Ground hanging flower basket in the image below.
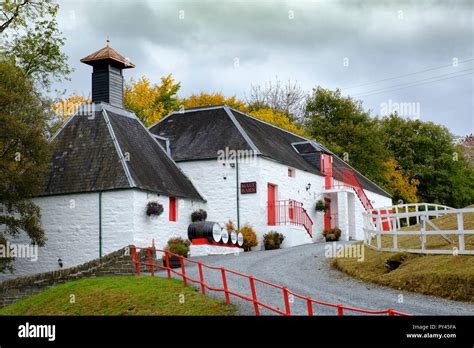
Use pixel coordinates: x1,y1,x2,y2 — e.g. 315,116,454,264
146,201,164,217
315,199,329,212
191,209,207,222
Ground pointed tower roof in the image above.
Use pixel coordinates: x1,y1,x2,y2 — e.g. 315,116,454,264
80,43,135,69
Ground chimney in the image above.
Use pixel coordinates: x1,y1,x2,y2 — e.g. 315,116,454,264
80,41,135,107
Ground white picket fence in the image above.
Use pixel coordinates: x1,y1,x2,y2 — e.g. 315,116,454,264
363,203,474,255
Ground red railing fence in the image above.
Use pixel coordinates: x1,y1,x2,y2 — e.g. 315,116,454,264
131,245,410,316
268,199,313,237
328,167,374,212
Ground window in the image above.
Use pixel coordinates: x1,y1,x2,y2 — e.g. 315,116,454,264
169,197,177,222
288,167,295,178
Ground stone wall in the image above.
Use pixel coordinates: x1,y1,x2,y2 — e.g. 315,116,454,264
0,245,142,308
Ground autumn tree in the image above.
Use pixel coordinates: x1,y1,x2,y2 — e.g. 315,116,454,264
179,92,247,111
381,159,419,204
50,95,90,134
248,108,306,136
124,75,180,126
178,92,305,135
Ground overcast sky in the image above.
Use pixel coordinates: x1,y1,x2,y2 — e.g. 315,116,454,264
55,0,473,136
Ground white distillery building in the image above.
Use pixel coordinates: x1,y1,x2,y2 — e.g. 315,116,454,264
1,45,391,280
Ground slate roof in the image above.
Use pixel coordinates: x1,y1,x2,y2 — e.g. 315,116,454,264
42,103,203,200
150,106,252,161
150,105,391,198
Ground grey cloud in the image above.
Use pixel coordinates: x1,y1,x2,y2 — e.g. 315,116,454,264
55,0,473,136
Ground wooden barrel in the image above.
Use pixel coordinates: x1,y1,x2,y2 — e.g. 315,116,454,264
187,221,222,243
237,232,244,247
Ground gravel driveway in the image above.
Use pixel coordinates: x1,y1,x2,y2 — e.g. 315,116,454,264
152,242,474,315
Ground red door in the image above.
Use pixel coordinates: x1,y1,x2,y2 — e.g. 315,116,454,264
324,198,331,230
321,154,334,189
169,197,176,221
267,184,276,225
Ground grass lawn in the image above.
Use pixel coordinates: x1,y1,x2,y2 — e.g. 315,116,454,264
332,206,474,302
0,276,237,316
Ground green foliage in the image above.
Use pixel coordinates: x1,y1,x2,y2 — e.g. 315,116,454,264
164,237,191,257
303,87,473,207
0,58,50,272
304,87,389,185
263,231,285,250
1,1,71,89
315,199,328,212
380,114,474,207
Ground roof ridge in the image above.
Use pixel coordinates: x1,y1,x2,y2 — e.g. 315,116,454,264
222,105,261,155
102,109,136,188
104,104,205,201
227,106,309,141
148,105,226,130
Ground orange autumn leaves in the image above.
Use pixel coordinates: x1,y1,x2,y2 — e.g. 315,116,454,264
56,75,306,136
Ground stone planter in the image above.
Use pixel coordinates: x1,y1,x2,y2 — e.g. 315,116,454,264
264,243,281,250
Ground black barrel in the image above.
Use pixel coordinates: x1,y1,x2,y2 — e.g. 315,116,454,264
188,221,222,243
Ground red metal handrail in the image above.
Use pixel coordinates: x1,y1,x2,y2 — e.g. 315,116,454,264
131,245,410,316
268,199,313,237
330,167,373,212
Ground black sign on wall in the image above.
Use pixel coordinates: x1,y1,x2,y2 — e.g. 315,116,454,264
241,182,257,194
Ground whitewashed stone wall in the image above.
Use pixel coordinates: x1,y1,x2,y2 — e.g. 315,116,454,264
365,190,393,210
1,190,134,281
1,189,200,281
178,157,324,249
1,157,393,281
131,190,203,250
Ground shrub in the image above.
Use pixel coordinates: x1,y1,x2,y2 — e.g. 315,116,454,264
238,224,258,251
263,231,285,250
315,199,328,212
191,209,207,222
322,227,342,241
146,201,164,217
226,219,236,231
164,237,191,257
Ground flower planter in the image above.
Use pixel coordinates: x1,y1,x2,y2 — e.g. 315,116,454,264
162,256,182,269
264,243,281,250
